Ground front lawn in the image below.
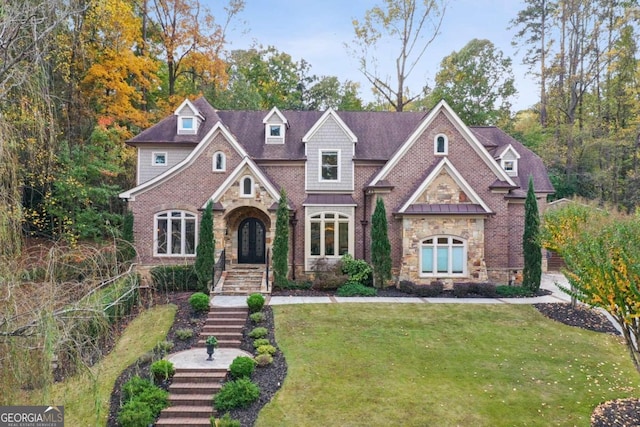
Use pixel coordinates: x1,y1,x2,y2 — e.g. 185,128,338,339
257,304,639,426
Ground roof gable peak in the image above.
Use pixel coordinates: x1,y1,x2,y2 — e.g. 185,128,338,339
302,108,358,143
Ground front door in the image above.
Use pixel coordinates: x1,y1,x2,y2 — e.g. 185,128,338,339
238,218,265,264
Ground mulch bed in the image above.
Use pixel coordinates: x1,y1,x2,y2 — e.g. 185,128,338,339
105,291,638,427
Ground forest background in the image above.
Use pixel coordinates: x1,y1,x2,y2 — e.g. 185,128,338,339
2,0,640,256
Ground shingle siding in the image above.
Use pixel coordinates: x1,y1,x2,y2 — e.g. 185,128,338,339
305,116,354,192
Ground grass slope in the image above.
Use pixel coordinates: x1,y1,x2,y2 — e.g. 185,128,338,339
257,304,639,427
47,304,177,426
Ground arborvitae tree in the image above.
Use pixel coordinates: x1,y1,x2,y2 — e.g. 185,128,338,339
195,201,214,292
523,176,541,292
272,188,290,287
118,210,136,262
371,196,392,288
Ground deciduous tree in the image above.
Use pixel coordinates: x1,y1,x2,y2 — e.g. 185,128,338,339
349,0,447,112
431,39,516,125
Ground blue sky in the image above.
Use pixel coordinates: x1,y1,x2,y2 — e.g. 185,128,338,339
208,0,536,111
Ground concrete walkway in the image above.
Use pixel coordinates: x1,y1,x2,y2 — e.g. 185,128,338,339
167,347,253,370
210,272,573,308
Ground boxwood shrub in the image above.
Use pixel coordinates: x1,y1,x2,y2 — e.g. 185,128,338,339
336,282,377,297
229,356,256,379
398,280,444,297
213,378,260,411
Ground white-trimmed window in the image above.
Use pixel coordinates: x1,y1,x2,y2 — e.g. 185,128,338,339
153,152,167,166
213,151,226,171
320,150,339,181
269,125,282,137
309,212,350,257
155,211,197,256
241,176,254,197
420,236,466,276
434,134,448,155
502,160,515,173
178,116,196,134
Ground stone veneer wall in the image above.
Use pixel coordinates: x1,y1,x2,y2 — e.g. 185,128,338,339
400,216,487,285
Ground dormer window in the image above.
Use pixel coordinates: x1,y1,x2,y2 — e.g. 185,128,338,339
153,152,167,166
498,144,520,177
434,134,448,155
179,116,196,134
269,125,282,137
263,107,287,144
213,152,226,172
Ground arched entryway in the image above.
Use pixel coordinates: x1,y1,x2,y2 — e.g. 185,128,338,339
238,217,266,264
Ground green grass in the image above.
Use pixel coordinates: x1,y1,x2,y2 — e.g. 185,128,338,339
32,304,177,426
257,304,640,427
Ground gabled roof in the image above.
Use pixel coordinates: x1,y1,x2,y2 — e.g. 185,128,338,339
123,97,554,196
203,157,281,208
262,106,288,125
497,144,521,159
174,99,205,120
369,100,516,187
397,157,492,214
302,108,358,143
119,122,247,200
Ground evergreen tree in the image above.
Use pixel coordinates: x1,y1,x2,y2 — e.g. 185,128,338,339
195,201,214,292
118,210,136,262
273,189,290,288
523,176,541,292
371,196,392,288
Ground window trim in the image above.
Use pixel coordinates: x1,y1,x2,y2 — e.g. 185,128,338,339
154,210,197,257
434,134,448,155
213,151,226,172
178,116,197,134
240,175,255,198
419,235,467,277
269,124,282,137
501,159,517,176
319,149,340,182
307,211,352,259
152,152,167,167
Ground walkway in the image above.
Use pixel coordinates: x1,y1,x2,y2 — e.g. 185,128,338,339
210,272,573,308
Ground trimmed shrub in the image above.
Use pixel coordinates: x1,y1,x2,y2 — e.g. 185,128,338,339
255,344,277,356
213,378,260,411
175,328,194,340
151,265,199,291
150,360,175,384
249,312,265,323
229,356,256,379
211,413,241,427
398,280,444,297
117,400,155,427
118,376,169,427
496,285,534,297
252,338,270,349
310,257,347,291
122,376,154,401
246,293,265,313
248,327,268,339
254,353,273,367
336,282,377,297
189,292,210,313
453,282,498,298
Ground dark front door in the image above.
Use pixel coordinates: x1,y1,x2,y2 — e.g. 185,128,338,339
238,218,265,264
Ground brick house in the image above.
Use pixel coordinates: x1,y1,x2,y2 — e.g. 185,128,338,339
119,97,554,288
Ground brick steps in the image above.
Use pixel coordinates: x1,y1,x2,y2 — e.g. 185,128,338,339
156,305,248,426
